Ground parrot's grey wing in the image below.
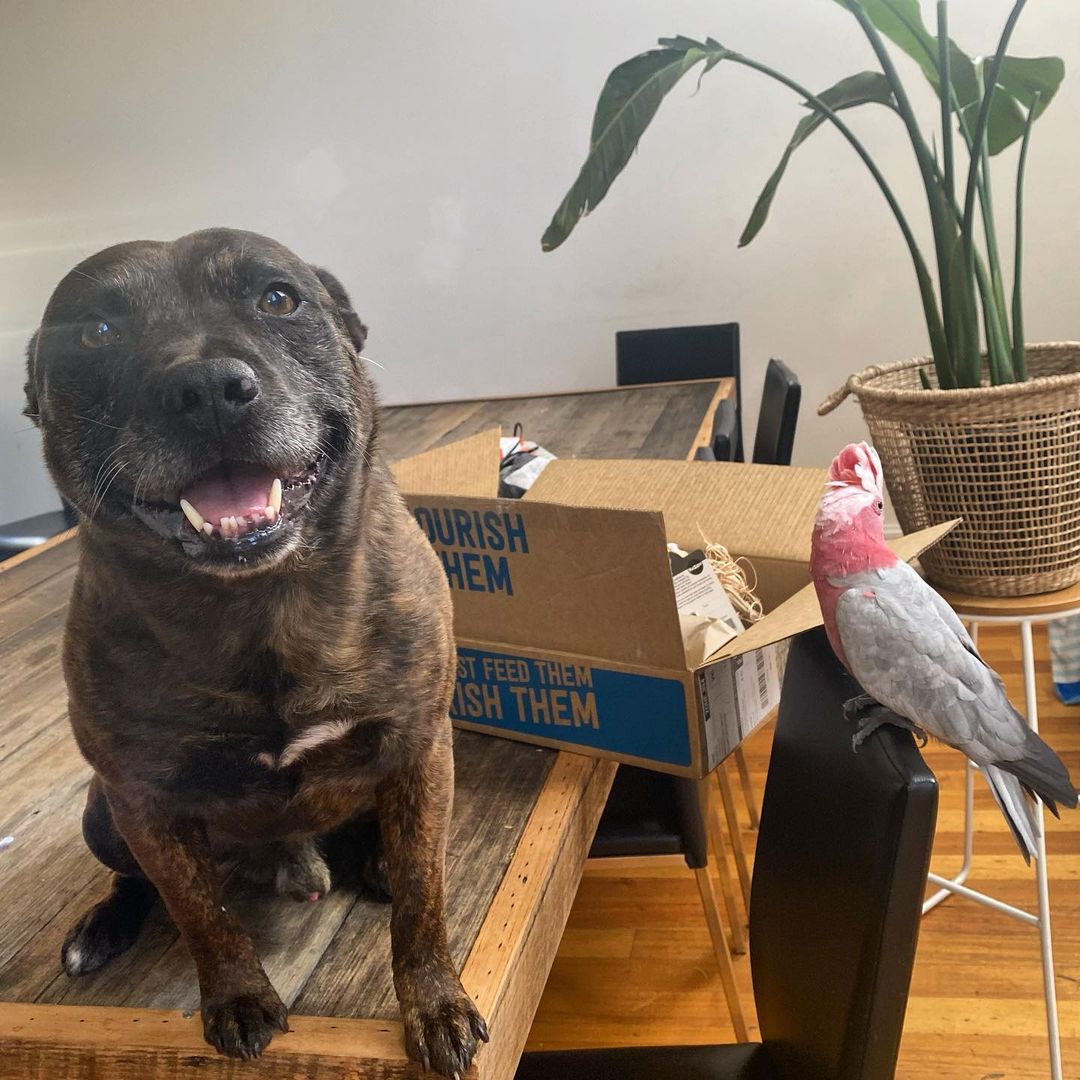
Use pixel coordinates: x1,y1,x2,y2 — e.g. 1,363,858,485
893,561,978,655
832,575,1026,762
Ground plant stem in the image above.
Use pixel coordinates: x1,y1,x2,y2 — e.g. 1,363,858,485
937,3,954,209
1013,93,1040,381
975,61,1013,384
844,0,957,386
725,52,951,385
961,0,1029,384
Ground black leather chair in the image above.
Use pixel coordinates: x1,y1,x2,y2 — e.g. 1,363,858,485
712,360,800,466
711,399,739,462
616,323,743,461
0,502,78,562
752,359,801,467
518,628,939,1080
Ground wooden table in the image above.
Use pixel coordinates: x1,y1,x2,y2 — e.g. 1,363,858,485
0,379,732,1079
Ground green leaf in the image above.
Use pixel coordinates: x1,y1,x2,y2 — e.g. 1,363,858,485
832,1,1062,154
832,0,975,94
961,56,1064,154
541,37,731,251
739,71,895,246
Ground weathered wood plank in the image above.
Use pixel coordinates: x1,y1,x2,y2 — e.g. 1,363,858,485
464,756,616,1080
293,733,554,1019
379,382,726,465
636,382,726,460
0,1004,425,1080
0,529,78,598
379,400,488,462
0,565,75,648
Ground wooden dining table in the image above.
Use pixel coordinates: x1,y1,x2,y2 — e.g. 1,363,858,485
0,378,733,1079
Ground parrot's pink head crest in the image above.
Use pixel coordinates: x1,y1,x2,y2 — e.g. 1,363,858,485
811,442,895,576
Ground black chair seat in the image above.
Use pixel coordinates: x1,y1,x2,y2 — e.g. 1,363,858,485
516,1042,770,1080
590,764,707,867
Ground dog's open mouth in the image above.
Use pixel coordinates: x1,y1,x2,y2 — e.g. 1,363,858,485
132,458,322,555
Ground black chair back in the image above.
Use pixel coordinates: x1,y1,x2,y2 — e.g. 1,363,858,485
616,323,743,460
752,358,800,466
750,628,938,1079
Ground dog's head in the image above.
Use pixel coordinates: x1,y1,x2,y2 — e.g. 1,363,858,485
26,228,375,574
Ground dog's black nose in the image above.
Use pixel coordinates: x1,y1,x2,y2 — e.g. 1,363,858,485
160,359,261,427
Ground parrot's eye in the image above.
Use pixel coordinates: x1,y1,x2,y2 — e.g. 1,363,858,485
875,500,884,514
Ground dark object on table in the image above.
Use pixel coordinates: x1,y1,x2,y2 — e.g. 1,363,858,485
752,358,801,467
617,322,743,460
517,626,938,1080
0,500,78,561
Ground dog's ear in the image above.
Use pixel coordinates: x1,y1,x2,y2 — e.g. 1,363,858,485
24,330,41,425
313,267,368,354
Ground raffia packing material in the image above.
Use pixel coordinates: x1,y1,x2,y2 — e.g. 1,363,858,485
392,430,956,777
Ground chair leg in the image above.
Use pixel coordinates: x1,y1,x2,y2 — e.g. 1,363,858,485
715,763,752,910
733,746,761,830
694,866,750,1042
701,779,747,953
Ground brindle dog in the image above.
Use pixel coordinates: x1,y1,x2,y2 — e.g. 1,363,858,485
24,228,487,1074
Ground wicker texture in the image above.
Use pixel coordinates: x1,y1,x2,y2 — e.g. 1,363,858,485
819,344,1080,597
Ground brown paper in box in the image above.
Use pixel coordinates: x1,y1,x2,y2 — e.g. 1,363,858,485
394,431,957,776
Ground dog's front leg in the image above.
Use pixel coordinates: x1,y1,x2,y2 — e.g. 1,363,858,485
108,791,288,1060
377,724,488,1077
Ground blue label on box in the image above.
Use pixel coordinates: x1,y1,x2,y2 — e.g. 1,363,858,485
452,647,691,766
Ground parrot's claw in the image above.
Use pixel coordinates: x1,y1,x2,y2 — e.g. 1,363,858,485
842,693,880,723
850,706,928,752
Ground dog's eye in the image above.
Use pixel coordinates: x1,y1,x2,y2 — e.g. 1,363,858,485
258,284,300,316
80,318,120,349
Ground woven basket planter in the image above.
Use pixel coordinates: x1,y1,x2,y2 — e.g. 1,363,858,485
819,343,1080,597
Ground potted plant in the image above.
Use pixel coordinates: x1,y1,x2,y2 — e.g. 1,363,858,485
542,0,1076,597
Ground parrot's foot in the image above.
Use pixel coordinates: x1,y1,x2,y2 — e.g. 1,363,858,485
842,693,880,723
850,705,928,752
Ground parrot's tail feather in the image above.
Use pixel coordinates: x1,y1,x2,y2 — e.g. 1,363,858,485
982,764,1038,863
994,726,1079,813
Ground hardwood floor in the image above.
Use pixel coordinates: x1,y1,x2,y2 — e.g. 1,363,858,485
527,625,1080,1079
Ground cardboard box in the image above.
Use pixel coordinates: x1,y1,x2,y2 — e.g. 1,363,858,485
392,429,954,777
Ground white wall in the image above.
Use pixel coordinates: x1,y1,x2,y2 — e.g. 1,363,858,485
3,0,1078,520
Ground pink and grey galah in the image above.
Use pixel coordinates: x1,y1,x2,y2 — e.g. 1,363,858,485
810,442,1078,862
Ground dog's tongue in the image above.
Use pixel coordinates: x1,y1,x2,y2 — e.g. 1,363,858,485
180,463,276,526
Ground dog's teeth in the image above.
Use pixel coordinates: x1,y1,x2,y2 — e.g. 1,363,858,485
265,504,277,523
179,499,205,533
202,522,214,537
269,478,283,516
222,516,234,537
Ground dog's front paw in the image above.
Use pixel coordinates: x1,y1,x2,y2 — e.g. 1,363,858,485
201,985,289,1060
402,986,489,1078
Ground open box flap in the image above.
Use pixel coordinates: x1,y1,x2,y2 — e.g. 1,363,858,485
526,458,827,611
401,494,689,670
705,519,961,664
391,427,501,498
